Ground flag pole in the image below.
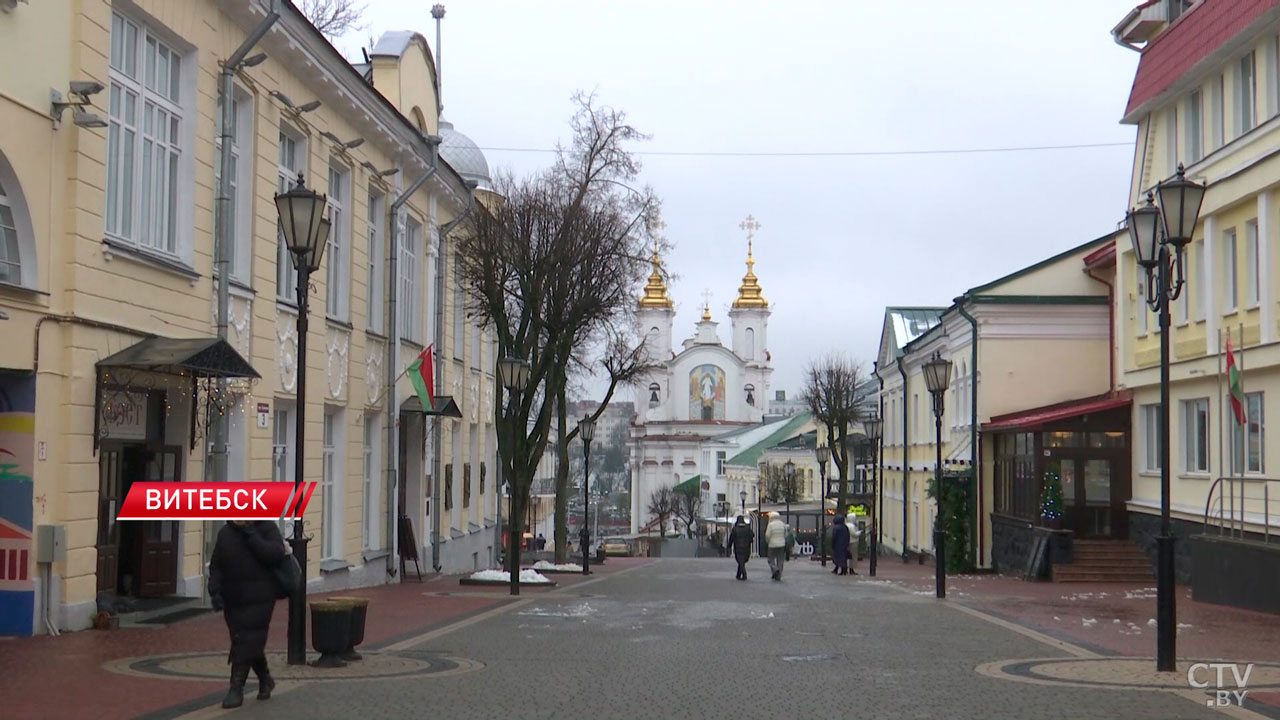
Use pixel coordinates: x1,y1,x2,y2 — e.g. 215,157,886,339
371,362,415,408
1238,323,1245,538
1217,326,1223,531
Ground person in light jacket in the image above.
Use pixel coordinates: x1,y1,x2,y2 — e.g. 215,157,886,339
764,512,789,581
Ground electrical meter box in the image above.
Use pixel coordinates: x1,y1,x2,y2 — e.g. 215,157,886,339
36,525,65,564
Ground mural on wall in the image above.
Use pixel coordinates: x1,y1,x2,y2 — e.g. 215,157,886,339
688,364,726,421
0,371,35,636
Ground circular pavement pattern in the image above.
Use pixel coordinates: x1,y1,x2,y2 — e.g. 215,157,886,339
103,650,483,683
976,657,1280,691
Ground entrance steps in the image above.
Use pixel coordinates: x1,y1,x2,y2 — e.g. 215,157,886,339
1053,539,1155,583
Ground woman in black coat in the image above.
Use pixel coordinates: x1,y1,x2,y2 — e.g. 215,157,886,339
727,516,755,581
831,514,851,576
208,520,287,708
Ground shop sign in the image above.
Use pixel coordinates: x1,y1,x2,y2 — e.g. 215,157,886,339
103,392,147,440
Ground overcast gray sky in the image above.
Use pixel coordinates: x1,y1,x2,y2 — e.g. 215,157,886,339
336,0,1139,401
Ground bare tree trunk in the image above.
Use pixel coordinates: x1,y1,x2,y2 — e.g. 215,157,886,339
836,425,850,513
553,383,571,563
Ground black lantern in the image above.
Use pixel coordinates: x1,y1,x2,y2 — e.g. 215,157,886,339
815,444,830,465
1127,193,1162,270
274,173,329,273
1156,164,1207,247
497,356,530,390
863,415,882,443
922,352,952,397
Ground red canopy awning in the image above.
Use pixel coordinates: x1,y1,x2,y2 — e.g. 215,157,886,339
982,391,1132,433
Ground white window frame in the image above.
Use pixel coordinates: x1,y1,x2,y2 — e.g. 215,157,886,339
1194,239,1206,321
1212,73,1226,150
367,190,385,333
1142,403,1163,472
1269,36,1280,118
276,128,307,302
453,251,465,360
1166,106,1179,176
0,158,35,288
325,164,351,320
1186,89,1203,164
362,413,381,550
1182,397,1210,474
1177,248,1190,325
106,9,192,260
272,402,297,537
400,216,422,342
1245,219,1260,307
214,89,254,284
322,408,345,560
1224,228,1238,312
1239,51,1257,136
716,451,727,477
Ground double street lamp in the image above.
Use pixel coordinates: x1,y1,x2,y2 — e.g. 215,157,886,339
815,444,830,566
1127,163,1206,672
863,414,883,577
923,351,952,600
578,414,596,576
275,173,331,665
497,356,531,596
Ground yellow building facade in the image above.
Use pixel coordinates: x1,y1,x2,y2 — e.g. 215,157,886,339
0,0,497,635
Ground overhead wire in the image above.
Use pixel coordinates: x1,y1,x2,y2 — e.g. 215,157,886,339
475,141,1133,158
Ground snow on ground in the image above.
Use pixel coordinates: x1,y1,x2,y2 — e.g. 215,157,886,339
469,569,552,584
531,561,583,572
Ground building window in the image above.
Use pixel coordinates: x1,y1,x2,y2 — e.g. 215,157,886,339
1194,239,1206,321
993,432,1036,519
0,171,27,286
1211,74,1226,150
463,463,472,508
362,413,381,550
1186,89,1203,163
106,10,187,257
322,408,344,559
1142,403,1162,472
453,251,465,360
1239,51,1257,136
213,91,253,283
325,165,350,320
1223,228,1238,311
1246,219,1259,307
1230,392,1265,474
367,191,385,332
744,327,755,359
716,450,727,477
276,130,306,300
400,216,422,341
444,463,454,510
272,403,296,537
1182,398,1209,474
1165,106,1178,175
479,461,486,494
1270,37,1280,118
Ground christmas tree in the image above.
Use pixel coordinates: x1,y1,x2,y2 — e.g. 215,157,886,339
1040,469,1064,522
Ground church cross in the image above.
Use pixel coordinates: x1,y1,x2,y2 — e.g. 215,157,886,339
701,288,713,311
739,214,761,242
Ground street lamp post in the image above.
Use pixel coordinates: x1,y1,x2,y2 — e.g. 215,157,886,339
275,173,331,665
497,356,531,596
579,413,596,575
1127,164,1206,672
863,414,883,578
783,459,795,528
815,445,830,566
739,489,747,517
923,351,952,600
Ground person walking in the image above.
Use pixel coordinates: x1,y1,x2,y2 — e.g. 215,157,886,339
764,511,789,581
831,514,851,576
727,516,754,580
208,520,288,709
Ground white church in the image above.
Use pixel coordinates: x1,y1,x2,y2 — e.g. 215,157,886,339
629,217,775,533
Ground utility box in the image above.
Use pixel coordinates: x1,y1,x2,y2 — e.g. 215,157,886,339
35,525,65,564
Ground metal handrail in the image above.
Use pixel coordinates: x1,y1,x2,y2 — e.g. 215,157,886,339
1203,476,1279,543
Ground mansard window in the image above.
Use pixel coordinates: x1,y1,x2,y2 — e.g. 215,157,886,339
648,383,661,405
744,384,755,407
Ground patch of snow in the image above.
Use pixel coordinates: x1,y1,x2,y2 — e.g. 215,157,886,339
1113,619,1122,624
1053,616,1062,622
1147,618,1158,627
1082,618,1098,627
531,561,583,572
469,569,552,584
1177,622,1193,629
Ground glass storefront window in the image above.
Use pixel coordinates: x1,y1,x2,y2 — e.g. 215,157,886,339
1043,431,1083,448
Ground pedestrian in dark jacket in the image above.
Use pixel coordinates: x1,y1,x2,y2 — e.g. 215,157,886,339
831,514,851,576
208,520,287,708
727,516,754,580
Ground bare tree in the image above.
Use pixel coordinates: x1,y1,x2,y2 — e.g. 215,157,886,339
296,0,367,38
671,483,703,539
647,485,676,536
761,463,801,504
802,353,870,512
458,92,660,586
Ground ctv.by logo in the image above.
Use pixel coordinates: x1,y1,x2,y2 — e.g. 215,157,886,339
1188,663,1252,707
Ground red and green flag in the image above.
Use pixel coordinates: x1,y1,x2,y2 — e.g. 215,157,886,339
1226,334,1246,426
408,344,435,413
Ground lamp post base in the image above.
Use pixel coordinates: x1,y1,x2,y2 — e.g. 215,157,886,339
869,528,877,577
933,528,946,599
1156,534,1177,671
286,534,309,665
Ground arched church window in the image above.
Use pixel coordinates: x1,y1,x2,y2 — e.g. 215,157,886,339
0,152,36,288
744,384,755,407
648,382,661,406
744,327,755,359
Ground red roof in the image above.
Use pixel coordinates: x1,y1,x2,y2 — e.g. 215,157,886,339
1082,240,1117,268
1124,0,1280,120
983,391,1132,432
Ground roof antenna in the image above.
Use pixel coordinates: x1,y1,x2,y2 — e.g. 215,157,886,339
431,4,445,117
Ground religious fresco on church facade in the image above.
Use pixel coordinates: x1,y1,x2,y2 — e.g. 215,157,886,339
689,365,726,420
0,371,36,636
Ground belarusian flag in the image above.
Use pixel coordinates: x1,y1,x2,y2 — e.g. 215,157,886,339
408,345,435,413
1226,334,1246,426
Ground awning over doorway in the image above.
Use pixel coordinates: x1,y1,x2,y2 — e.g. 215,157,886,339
97,336,259,379
399,394,462,418
674,475,701,494
982,390,1132,433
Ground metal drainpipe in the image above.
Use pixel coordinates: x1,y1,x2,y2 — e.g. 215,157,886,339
956,298,980,568
210,3,279,490
897,356,909,559
876,365,885,564
431,184,478,573
385,142,441,577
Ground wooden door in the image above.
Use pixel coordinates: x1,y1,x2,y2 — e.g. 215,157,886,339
137,446,181,597
96,445,123,593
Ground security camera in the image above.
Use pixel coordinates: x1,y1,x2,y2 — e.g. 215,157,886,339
69,81,105,97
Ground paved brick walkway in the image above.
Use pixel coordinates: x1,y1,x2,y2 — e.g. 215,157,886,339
0,558,647,720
